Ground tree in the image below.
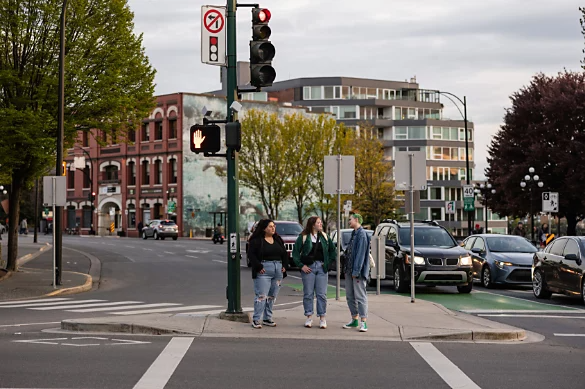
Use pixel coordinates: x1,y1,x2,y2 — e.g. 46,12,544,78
352,127,400,226
0,0,155,271
486,71,585,236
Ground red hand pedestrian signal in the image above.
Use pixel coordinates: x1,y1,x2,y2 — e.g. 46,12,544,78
190,124,221,154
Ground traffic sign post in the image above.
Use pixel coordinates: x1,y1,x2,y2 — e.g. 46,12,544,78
542,192,559,213
201,6,226,65
463,185,475,212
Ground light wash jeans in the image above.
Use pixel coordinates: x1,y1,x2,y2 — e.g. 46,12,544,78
253,261,283,322
300,261,328,317
345,272,368,319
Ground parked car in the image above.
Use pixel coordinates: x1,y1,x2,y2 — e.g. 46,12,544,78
373,219,473,293
532,236,585,304
329,228,375,279
462,234,537,288
142,220,178,240
245,220,302,267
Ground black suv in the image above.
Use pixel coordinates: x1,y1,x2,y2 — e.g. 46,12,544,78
373,220,473,293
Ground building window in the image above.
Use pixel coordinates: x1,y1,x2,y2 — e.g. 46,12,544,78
82,206,92,228
420,189,428,200
339,105,357,119
430,188,442,200
168,118,177,139
395,127,407,140
153,160,162,185
128,204,136,229
142,204,151,224
153,203,163,219
104,166,118,181
128,129,136,143
155,121,163,140
67,206,76,228
128,162,136,186
82,131,89,147
324,86,334,99
169,158,177,184
141,123,150,142
83,166,90,188
67,170,75,189
142,161,150,185
430,208,442,220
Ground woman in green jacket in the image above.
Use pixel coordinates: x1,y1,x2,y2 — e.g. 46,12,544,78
292,216,336,329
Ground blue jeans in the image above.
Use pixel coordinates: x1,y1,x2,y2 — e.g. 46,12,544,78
253,261,283,322
301,261,328,317
345,272,368,319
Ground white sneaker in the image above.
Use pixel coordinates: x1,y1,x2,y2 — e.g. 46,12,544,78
319,319,327,329
305,318,313,328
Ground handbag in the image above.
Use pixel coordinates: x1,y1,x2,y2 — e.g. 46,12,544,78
369,253,376,268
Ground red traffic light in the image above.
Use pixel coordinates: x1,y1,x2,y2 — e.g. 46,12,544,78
252,8,271,23
91,192,96,196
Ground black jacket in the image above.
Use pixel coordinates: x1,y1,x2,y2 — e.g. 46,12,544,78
247,234,289,279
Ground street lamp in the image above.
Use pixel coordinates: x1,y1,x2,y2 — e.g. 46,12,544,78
474,183,496,233
520,167,544,244
436,91,471,235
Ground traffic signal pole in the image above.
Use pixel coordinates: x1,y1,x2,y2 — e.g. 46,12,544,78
220,0,245,321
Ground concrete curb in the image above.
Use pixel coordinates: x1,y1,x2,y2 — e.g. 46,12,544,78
0,269,12,282
62,246,102,290
16,243,51,267
60,320,196,336
44,272,93,297
404,328,526,342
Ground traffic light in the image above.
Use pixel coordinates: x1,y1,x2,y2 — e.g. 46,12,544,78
61,162,66,176
226,121,241,151
88,192,95,201
190,124,221,154
250,7,275,88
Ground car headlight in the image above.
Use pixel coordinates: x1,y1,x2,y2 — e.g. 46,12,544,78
495,260,513,269
405,255,425,265
459,256,472,266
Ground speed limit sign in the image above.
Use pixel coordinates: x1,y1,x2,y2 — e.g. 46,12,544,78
463,185,474,198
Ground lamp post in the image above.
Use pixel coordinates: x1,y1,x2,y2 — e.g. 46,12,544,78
436,91,471,235
520,167,544,244
474,183,496,233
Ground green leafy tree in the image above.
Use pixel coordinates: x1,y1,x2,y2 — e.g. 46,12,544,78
0,0,155,271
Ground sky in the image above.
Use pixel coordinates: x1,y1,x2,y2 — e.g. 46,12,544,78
127,0,584,178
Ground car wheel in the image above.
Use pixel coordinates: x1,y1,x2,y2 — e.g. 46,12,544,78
457,283,473,293
154,231,159,240
533,270,552,299
172,237,178,241
394,265,408,293
481,265,493,289
142,231,147,240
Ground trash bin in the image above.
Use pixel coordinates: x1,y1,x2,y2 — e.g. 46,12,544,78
205,228,213,237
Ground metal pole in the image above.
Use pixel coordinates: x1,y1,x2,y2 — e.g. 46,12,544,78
530,189,535,244
409,153,415,303
34,178,39,243
485,193,488,233
52,177,57,289
224,0,242,315
336,154,341,301
463,96,472,236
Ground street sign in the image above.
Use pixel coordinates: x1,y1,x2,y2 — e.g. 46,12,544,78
324,156,355,195
445,201,456,215
201,6,226,66
190,124,221,154
230,232,237,253
542,192,559,213
42,176,66,206
394,151,427,191
343,200,352,211
463,197,475,212
463,185,474,198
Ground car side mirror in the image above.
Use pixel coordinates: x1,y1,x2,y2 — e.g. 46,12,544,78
564,253,579,261
471,247,483,254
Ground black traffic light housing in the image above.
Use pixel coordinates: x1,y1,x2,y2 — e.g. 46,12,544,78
250,7,275,88
88,192,96,201
226,121,241,152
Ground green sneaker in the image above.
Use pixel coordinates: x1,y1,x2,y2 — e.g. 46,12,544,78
359,321,368,332
342,319,359,329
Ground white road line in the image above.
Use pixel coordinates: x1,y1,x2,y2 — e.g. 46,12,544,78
554,333,585,337
274,301,303,307
288,275,302,280
213,259,227,264
0,321,60,328
411,342,481,389
185,255,198,259
164,251,175,255
126,245,136,248
473,289,580,310
143,248,153,251
29,301,143,311
0,298,72,306
479,314,585,319
463,309,583,314
68,303,181,313
133,337,194,389
0,299,105,308
111,305,222,316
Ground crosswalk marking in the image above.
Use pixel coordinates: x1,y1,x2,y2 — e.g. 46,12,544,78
0,299,105,308
68,303,181,313
0,298,72,306
111,305,222,315
29,301,143,311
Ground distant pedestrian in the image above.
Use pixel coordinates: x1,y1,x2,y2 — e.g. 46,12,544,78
292,216,336,329
342,213,371,332
538,223,550,247
473,224,484,234
20,219,27,235
247,219,289,329
137,221,143,236
512,222,526,237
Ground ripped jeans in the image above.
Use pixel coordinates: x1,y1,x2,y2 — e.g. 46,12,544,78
253,261,283,322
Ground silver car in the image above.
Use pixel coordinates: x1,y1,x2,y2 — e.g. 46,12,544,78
142,220,178,241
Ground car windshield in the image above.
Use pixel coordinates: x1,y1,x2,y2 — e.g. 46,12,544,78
275,223,302,236
398,227,456,248
341,230,374,247
161,221,176,226
486,237,537,253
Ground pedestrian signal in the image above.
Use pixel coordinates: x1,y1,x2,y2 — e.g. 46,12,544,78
190,124,221,154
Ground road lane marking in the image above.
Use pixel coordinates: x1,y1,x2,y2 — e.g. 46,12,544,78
288,275,302,280
213,259,227,264
28,301,143,311
0,298,72,306
554,333,585,337
143,248,154,251
0,299,105,308
473,289,580,310
187,249,210,254
274,301,303,306
164,251,175,255
479,314,585,319
111,305,222,315
185,255,198,259
133,337,194,389
68,303,181,313
411,342,482,389
125,245,136,248
0,321,60,328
